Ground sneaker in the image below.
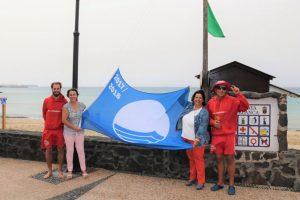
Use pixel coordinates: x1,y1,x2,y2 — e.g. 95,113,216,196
210,184,224,191
228,186,236,195
196,184,205,190
185,180,196,186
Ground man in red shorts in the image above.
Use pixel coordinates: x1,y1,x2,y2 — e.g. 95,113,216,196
207,80,249,195
41,82,67,179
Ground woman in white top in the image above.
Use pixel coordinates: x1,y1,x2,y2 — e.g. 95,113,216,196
176,90,210,190
62,88,88,179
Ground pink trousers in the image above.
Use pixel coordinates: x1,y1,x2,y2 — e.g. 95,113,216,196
64,133,86,172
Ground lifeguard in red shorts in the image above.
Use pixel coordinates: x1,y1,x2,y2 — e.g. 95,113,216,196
207,81,249,195
41,82,67,179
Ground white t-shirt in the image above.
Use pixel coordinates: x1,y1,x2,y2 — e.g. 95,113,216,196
181,108,202,141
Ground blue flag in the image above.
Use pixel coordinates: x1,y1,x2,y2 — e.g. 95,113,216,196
81,69,192,150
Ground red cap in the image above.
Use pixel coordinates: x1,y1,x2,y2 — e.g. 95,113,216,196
212,80,231,90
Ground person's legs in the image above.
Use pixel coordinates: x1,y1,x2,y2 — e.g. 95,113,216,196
64,134,75,173
223,134,236,194
216,154,225,185
210,153,225,191
42,130,53,179
194,145,206,185
186,149,196,183
186,149,197,186
226,155,235,186
74,133,87,173
57,147,65,178
44,148,53,178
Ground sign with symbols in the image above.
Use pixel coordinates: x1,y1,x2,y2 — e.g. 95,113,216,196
236,98,279,152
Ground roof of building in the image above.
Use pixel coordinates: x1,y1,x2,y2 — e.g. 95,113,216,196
209,61,275,80
269,84,300,98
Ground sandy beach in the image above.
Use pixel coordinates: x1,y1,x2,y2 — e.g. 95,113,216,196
3,117,300,150
5,117,101,137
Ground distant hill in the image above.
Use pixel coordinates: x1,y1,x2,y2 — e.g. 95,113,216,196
0,84,38,88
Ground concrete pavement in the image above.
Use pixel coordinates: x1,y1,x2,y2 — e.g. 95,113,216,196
0,158,299,200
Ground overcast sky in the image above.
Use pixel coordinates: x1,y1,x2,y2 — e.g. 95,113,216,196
0,0,299,87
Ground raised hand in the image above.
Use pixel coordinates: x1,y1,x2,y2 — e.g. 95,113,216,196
231,85,240,95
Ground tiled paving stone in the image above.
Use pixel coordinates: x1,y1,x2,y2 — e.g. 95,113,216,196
234,182,295,192
47,173,116,200
32,167,97,185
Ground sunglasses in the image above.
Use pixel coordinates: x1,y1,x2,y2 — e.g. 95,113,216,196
215,85,227,91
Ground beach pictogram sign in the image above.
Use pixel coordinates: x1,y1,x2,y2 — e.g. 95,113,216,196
237,103,272,149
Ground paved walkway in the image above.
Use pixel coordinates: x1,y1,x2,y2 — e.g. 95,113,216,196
0,157,299,200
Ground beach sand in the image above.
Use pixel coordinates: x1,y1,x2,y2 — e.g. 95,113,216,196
4,117,101,137
3,117,300,149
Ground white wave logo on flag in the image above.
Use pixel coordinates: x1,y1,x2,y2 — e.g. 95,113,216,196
113,100,170,144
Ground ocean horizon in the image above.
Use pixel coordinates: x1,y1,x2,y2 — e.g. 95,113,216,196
1,86,299,130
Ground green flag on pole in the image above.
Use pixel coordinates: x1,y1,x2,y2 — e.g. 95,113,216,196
208,3,225,37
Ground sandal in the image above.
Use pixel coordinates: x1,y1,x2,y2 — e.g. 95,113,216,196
228,186,236,195
185,180,196,186
82,171,88,178
196,184,205,190
67,172,73,179
210,184,224,191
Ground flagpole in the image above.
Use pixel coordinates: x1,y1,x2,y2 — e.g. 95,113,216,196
202,0,209,98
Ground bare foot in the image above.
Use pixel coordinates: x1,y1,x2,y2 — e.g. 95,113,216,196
58,171,64,179
43,172,53,179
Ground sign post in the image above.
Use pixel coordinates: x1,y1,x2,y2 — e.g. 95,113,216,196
0,97,7,129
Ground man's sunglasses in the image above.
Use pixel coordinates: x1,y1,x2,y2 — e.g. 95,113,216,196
215,85,227,91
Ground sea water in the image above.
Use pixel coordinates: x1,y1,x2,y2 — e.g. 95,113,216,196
0,87,299,130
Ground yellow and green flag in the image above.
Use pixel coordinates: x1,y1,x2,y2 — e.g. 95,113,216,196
208,3,225,38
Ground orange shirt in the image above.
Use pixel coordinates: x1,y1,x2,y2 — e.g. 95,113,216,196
207,93,249,136
42,95,67,130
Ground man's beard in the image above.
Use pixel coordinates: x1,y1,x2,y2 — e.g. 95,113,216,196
52,92,61,97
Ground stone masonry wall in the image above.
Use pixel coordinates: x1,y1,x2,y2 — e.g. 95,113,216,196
0,130,299,191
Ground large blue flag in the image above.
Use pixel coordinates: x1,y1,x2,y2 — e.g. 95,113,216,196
81,69,192,150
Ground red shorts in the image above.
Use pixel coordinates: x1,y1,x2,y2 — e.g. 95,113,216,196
210,134,235,155
41,129,65,149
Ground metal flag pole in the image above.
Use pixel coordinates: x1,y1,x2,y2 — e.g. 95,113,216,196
202,0,209,98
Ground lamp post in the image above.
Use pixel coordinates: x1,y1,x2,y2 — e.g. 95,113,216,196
72,0,81,173
73,0,80,89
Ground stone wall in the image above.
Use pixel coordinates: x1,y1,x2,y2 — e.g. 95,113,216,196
0,130,299,191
